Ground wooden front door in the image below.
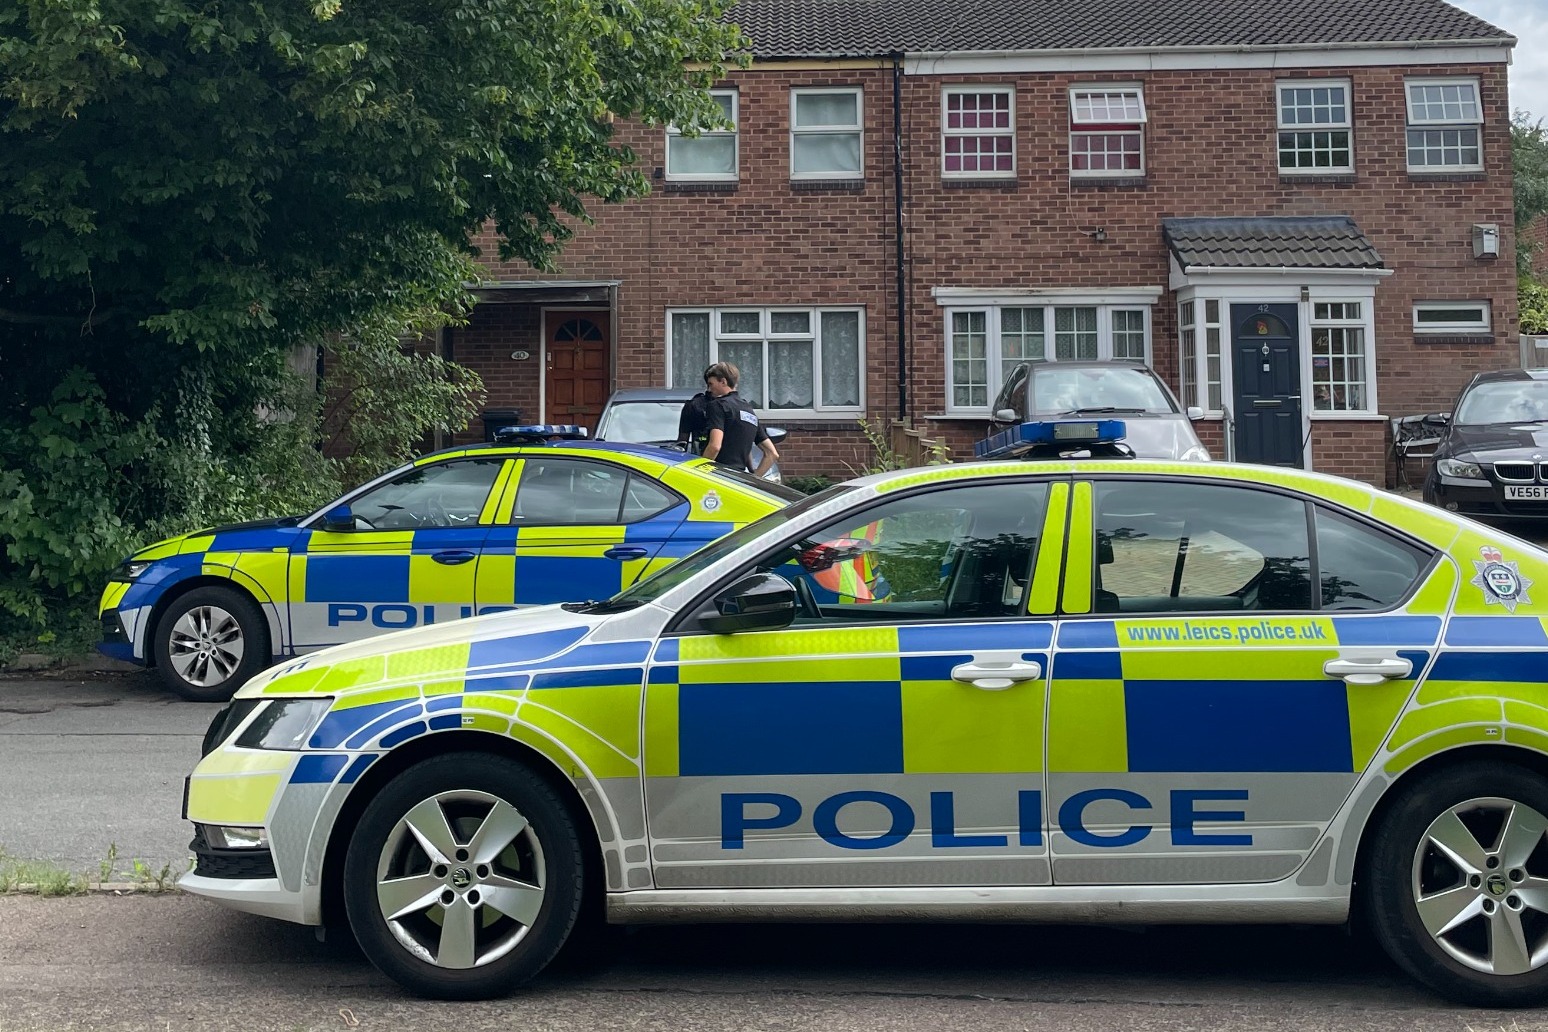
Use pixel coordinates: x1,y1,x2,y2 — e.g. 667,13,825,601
545,311,610,428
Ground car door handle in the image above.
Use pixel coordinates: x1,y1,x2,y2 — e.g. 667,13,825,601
431,550,476,566
1324,656,1412,685
951,658,1043,691
604,545,650,561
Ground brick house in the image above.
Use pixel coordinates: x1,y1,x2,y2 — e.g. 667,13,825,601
447,0,1518,485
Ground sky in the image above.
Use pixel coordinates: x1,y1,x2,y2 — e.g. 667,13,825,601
1449,0,1548,119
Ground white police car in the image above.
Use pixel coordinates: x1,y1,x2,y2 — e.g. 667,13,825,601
182,420,1548,1005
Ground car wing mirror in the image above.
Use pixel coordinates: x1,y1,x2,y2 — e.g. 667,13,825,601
1186,405,1204,420
701,572,797,634
994,408,1019,423
321,504,355,533
765,426,789,444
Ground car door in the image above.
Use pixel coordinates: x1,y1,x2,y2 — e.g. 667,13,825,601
288,457,509,650
643,476,1070,890
1045,476,1443,886
475,456,686,609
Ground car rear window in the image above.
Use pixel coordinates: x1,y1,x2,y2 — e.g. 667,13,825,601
702,465,808,503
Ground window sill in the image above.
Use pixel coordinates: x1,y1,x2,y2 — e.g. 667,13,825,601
1309,411,1386,421
942,178,1018,190
662,181,738,195
1413,334,1496,346
1069,176,1147,189
1406,171,1485,182
925,413,994,422
790,179,865,193
759,418,864,432
1278,173,1356,185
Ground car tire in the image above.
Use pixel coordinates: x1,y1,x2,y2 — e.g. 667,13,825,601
1364,761,1548,1007
343,753,584,1000
151,586,270,703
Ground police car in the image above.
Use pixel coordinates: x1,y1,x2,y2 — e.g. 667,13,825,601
182,419,1548,1006
98,427,801,701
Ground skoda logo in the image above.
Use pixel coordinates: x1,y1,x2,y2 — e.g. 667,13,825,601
451,867,472,889
1487,873,1509,897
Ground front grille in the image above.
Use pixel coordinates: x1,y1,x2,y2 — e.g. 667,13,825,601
1492,462,1537,482
189,826,276,880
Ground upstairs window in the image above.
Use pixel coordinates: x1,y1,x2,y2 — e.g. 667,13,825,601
1277,81,1353,173
943,88,1014,178
1069,86,1145,176
1406,78,1482,172
666,89,738,181
791,88,863,179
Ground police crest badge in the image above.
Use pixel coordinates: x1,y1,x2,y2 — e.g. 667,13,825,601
1471,545,1533,612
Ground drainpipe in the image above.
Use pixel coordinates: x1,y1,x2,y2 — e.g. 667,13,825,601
892,51,907,421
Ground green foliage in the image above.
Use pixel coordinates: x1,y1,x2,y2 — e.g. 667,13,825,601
783,475,835,495
0,0,739,642
1522,278,1548,336
1514,112,1548,278
320,335,485,487
852,417,954,475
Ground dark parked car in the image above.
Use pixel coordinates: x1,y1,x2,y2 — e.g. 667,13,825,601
1424,368,1548,521
594,386,788,481
989,361,1210,461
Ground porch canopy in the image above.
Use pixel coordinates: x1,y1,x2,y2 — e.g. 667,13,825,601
1162,216,1385,272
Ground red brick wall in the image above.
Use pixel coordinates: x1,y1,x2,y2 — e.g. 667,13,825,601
456,58,1517,487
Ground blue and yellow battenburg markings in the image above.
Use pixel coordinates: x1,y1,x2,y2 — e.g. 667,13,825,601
1048,615,1438,774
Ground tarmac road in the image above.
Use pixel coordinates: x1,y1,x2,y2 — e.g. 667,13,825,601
0,670,204,875
0,891,1524,1032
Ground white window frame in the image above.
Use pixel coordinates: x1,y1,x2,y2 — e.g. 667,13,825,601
790,87,863,180
665,89,739,182
663,307,865,417
1405,77,1483,172
942,303,1154,415
942,86,1016,179
1413,300,1492,334
1177,298,1226,416
1068,85,1146,178
1309,300,1372,414
1276,79,1353,174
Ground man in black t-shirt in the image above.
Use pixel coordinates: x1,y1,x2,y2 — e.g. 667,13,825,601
701,361,777,477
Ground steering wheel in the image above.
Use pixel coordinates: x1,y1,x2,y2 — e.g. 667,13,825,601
424,493,452,528
794,575,822,620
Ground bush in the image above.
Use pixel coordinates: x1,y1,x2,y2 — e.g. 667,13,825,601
783,475,834,495
1523,278,1548,336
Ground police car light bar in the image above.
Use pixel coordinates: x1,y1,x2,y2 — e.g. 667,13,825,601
492,424,590,445
974,419,1128,460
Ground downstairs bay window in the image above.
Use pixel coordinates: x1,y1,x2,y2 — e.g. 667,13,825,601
943,301,1154,414
667,308,864,415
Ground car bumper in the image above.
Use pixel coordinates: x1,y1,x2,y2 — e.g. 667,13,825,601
1425,476,1548,520
178,871,316,925
96,610,144,665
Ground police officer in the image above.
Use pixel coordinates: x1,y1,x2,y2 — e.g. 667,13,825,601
676,375,716,455
701,361,778,477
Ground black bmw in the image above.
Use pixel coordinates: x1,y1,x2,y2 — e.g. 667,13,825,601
1424,368,1548,521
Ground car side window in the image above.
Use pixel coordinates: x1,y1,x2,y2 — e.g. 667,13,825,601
763,481,1051,622
1093,480,1313,613
1315,506,1429,609
348,458,505,530
621,474,681,522
511,458,629,525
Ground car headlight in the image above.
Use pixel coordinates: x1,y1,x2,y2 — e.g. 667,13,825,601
233,698,333,751
1437,457,1483,480
1179,445,1212,462
112,560,155,582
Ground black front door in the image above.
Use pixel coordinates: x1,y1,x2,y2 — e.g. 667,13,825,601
1231,303,1303,467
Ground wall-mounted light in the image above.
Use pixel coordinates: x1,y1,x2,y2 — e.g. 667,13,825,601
1300,286,1310,303
1472,223,1500,259
1089,227,1109,243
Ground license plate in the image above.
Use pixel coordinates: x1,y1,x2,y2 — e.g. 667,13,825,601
1505,485,1548,500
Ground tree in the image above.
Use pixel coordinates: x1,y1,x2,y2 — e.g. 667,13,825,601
1514,111,1548,281
0,0,744,632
